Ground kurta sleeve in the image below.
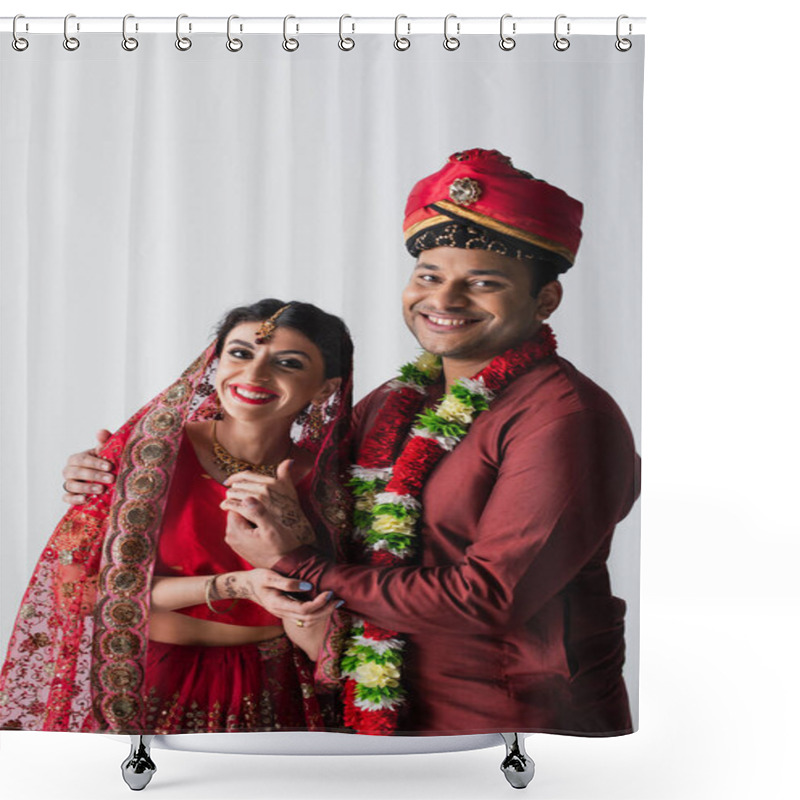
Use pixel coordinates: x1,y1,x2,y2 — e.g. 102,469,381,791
275,408,640,636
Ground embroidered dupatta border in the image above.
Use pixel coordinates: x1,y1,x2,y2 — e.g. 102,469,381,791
90,349,214,733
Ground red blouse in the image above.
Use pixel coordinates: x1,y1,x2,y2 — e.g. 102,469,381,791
155,435,283,627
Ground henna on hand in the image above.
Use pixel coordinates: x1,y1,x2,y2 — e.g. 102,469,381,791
267,488,315,545
220,573,253,600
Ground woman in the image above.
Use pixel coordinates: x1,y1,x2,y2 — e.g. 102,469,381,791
0,299,353,734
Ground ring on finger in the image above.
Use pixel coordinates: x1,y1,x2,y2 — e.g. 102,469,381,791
295,619,304,628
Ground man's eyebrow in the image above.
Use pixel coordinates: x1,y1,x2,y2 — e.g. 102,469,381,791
465,269,511,278
413,263,510,278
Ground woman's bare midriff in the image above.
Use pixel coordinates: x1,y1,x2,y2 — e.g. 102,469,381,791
149,610,284,647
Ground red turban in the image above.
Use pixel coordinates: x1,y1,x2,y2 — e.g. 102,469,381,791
403,149,583,267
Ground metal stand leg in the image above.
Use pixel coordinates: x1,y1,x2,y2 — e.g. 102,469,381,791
500,733,535,790
121,735,157,791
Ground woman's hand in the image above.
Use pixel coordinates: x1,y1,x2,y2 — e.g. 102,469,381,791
61,429,115,504
230,568,340,661
243,575,338,628
221,461,316,568
151,569,315,613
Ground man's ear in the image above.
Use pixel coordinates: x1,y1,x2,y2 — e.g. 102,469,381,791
312,377,342,406
535,280,563,321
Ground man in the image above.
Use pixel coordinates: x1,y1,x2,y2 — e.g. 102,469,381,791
64,149,640,736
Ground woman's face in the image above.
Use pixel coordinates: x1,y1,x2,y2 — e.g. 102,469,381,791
215,322,339,425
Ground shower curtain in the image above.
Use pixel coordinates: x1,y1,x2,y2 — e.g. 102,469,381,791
0,21,643,738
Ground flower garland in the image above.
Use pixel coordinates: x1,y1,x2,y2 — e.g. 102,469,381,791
341,324,558,735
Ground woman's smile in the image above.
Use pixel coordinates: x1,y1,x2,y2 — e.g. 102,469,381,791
228,383,279,406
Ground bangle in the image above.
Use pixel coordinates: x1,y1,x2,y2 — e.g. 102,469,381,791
205,575,221,614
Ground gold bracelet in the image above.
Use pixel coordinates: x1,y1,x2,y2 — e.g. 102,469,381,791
205,575,221,614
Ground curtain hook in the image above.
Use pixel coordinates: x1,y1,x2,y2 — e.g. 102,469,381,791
443,14,460,51
175,14,192,51
226,15,243,52
63,13,80,51
282,15,299,51
615,15,632,52
553,14,570,51
339,14,355,51
12,14,29,52
394,14,410,51
499,14,516,51
122,14,139,51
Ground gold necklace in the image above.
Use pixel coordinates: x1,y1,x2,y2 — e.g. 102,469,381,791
211,421,291,478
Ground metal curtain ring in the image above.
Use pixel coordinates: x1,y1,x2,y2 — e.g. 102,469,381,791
121,14,139,51
615,15,632,51
339,14,355,51
12,14,29,51
63,13,80,51
499,14,516,51
282,15,299,51
394,14,410,51
553,14,570,51
443,14,460,51
175,14,192,51
226,15,243,52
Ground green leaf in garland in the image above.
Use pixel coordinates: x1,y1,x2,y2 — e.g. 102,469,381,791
399,362,437,387
364,530,414,552
451,383,490,411
371,502,417,520
356,685,405,704
417,408,468,439
349,477,388,494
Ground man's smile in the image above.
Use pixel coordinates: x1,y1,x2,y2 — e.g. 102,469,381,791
419,311,483,332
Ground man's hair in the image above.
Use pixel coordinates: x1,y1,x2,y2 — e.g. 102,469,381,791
529,259,562,297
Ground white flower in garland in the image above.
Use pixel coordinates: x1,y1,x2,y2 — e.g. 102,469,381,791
410,427,461,451
350,633,405,655
437,393,477,425
350,466,393,483
374,492,421,511
354,694,404,712
458,377,495,401
371,514,417,537
354,661,401,689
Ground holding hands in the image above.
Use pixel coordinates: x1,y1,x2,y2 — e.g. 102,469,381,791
221,461,316,568
208,567,336,630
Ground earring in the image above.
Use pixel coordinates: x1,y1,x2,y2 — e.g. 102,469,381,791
305,403,326,442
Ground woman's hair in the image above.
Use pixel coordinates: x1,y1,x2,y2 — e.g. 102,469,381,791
213,298,353,380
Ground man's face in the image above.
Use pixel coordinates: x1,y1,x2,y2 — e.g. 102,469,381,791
402,246,557,365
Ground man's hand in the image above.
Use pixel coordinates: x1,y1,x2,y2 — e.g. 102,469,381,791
61,429,115,505
222,461,316,568
241,571,338,628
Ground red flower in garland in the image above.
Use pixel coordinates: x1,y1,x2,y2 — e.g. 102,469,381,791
358,387,429,468
370,550,401,567
362,621,398,641
388,437,443,495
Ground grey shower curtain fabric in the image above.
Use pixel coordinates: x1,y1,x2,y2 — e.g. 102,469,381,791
0,31,644,737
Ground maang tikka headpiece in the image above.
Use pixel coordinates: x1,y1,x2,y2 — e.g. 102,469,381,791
255,304,291,344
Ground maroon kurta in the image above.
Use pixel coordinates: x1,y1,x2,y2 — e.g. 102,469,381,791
277,355,640,736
